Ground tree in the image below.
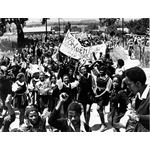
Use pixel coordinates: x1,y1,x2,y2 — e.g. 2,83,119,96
99,18,119,36
41,18,50,42
0,18,28,48
126,18,149,35
86,23,98,31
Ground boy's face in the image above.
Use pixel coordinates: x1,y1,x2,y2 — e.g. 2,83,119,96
68,110,80,126
63,75,69,84
125,77,139,95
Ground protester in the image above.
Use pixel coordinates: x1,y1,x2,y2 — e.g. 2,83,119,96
94,65,112,132
115,59,125,76
35,72,51,114
48,93,91,132
0,29,149,132
108,75,129,131
18,105,47,132
124,67,150,132
12,73,28,126
77,65,94,125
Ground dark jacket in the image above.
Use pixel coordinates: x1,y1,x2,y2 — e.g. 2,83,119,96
127,86,150,132
48,109,91,132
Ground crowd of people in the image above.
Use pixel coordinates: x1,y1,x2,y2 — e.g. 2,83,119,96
0,32,149,132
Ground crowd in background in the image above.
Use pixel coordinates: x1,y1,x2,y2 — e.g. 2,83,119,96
0,32,149,132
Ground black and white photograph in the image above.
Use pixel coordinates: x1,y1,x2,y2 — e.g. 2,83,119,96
0,1,150,150
0,17,149,132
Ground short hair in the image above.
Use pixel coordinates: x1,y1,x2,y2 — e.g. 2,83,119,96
16,72,25,80
117,59,124,67
25,106,38,118
67,102,82,115
113,74,122,85
125,67,146,85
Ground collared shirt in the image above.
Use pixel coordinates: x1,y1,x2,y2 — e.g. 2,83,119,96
136,84,150,101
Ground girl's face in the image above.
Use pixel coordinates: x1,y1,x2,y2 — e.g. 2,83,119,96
39,73,45,81
51,76,56,84
28,111,39,125
69,69,73,76
113,77,120,90
80,66,87,75
63,75,69,84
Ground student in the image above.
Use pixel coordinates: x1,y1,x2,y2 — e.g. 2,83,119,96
95,66,112,132
19,105,47,132
77,66,94,125
115,59,125,76
59,74,79,117
119,67,150,132
35,72,51,114
48,93,91,132
108,75,129,131
12,73,28,126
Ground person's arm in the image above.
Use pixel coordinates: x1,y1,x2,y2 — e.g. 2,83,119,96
70,80,79,89
1,94,16,132
5,95,15,116
48,93,68,130
95,78,112,98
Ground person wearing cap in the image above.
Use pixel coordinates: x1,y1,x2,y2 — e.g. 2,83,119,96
48,93,91,132
12,72,28,126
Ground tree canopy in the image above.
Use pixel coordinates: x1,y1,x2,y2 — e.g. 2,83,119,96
126,18,149,35
0,18,28,48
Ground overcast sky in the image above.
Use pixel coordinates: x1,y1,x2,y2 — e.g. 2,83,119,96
27,18,136,24
27,18,99,24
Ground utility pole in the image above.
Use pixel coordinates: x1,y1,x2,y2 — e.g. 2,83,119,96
45,18,47,42
122,18,124,47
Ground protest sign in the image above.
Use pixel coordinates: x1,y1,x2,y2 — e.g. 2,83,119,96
60,31,106,61
60,31,91,60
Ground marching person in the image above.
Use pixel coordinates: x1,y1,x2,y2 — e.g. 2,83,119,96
12,73,28,126
59,74,79,117
108,75,129,131
48,93,91,132
18,105,47,132
94,65,112,132
35,72,51,114
77,65,95,125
